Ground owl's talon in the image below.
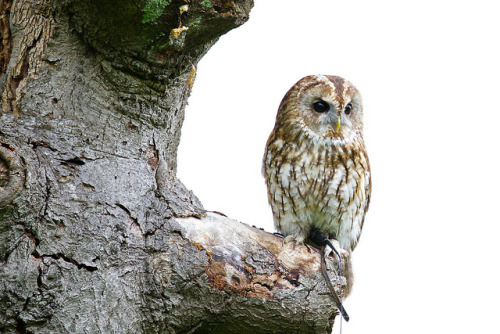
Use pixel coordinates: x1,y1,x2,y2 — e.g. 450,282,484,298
304,243,312,253
273,232,285,239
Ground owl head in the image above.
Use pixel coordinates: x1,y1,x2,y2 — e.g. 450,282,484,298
275,75,364,144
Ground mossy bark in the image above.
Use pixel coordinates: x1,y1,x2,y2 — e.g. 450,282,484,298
0,1,342,333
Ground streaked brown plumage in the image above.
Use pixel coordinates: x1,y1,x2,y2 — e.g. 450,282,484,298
263,75,371,254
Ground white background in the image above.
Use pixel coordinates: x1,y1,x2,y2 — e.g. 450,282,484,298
178,1,500,333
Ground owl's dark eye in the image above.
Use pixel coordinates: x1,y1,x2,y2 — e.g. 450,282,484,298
344,103,353,115
312,100,330,113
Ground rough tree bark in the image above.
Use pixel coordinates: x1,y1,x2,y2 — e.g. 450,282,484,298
0,1,348,333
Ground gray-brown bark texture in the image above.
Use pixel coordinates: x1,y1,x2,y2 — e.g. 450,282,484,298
0,1,346,333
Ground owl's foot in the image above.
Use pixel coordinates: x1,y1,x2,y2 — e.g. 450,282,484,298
308,230,349,263
324,239,349,260
282,234,306,250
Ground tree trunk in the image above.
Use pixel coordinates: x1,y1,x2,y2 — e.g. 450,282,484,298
0,1,345,332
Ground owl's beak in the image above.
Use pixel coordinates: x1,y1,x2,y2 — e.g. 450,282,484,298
335,118,341,132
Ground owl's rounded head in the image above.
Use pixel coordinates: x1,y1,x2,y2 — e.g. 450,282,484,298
276,75,363,143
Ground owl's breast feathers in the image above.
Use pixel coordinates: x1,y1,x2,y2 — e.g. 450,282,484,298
263,130,371,252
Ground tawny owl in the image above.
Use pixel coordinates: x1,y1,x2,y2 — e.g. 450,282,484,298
263,75,371,254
